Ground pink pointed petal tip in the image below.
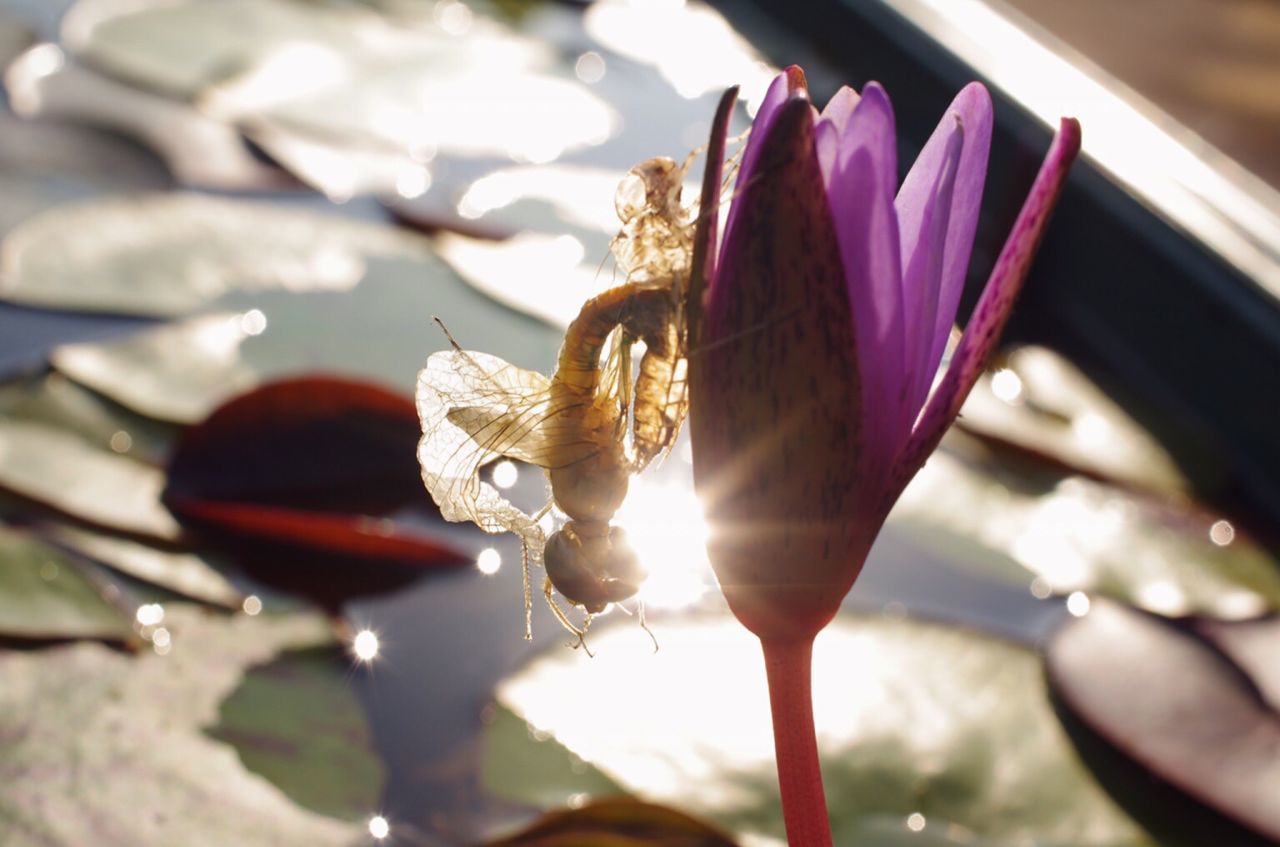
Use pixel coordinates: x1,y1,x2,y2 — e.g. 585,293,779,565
895,117,1081,487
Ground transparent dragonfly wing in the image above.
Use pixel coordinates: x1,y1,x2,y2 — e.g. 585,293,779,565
417,348,594,559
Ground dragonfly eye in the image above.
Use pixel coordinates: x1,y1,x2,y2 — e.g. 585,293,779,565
544,522,646,613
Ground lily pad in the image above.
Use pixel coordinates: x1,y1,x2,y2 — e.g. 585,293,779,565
16,193,561,421
890,439,1280,619
0,525,132,641
0,371,177,463
0,417,180,540
487,797,740,847
489,614,1155,846
7,52,288,190
158,376,470,611
208,646,384,820
1046,598,1280,845
164,376,424,513
49,313,260,424
40,523,243,608
0,604,364,846
163,497,470,613
0,192,428,317
0,113,170,236
434,231,610,329
75,0,615,162
1189,615,1280,710
958,347,1187,497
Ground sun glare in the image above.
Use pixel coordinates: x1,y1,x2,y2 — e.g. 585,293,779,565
613,479,714,611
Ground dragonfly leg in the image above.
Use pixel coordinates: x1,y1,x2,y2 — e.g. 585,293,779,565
543,576,593,656
637,600,658,653
521,540,533,641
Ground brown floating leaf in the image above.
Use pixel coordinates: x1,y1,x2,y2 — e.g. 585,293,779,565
1046,598,1280,845
486,797,740,847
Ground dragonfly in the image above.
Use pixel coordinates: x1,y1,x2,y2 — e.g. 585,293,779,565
417,157,699,644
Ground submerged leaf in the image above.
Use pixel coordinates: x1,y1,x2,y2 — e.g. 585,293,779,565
490,614,1155,846
0,526,132,641
208,647,384,820
1046,598,1280,845
0,605,365,846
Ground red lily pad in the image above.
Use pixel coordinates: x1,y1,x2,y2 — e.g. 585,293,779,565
162,377,470,610
1046,598,1280,845
165,376,425,513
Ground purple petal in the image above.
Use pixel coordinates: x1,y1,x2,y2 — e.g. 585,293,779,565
723,67,808,255
896,83,993,389
688,86,739,356
893,117,1082,496
825,83,904,477
691,97,864,637
897,119,964,434
815,86,860,184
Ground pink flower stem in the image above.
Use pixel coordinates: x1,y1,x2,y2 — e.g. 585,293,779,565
761,636,833,847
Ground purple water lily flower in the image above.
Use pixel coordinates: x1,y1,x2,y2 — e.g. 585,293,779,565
687,67,1081,845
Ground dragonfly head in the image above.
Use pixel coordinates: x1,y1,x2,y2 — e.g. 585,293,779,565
544,522,646,613
615,156,683,227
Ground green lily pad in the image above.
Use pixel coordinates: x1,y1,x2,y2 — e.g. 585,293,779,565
209,646,384,820
487,614,1156,846
958,347,1188,497
0,418,180,540
0,525,132,641
890,439,1280,619
0,192,429,317
41,523,243,608
10,193,561,422
0,372,177,464
0,604,364,846
484,701,625,809
77,0,615,163
50,312,263,424
0,114,170,236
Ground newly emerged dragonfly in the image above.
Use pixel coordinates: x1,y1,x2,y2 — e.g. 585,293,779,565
417,157,699,643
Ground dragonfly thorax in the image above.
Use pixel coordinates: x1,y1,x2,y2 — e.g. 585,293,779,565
549,446,630,524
